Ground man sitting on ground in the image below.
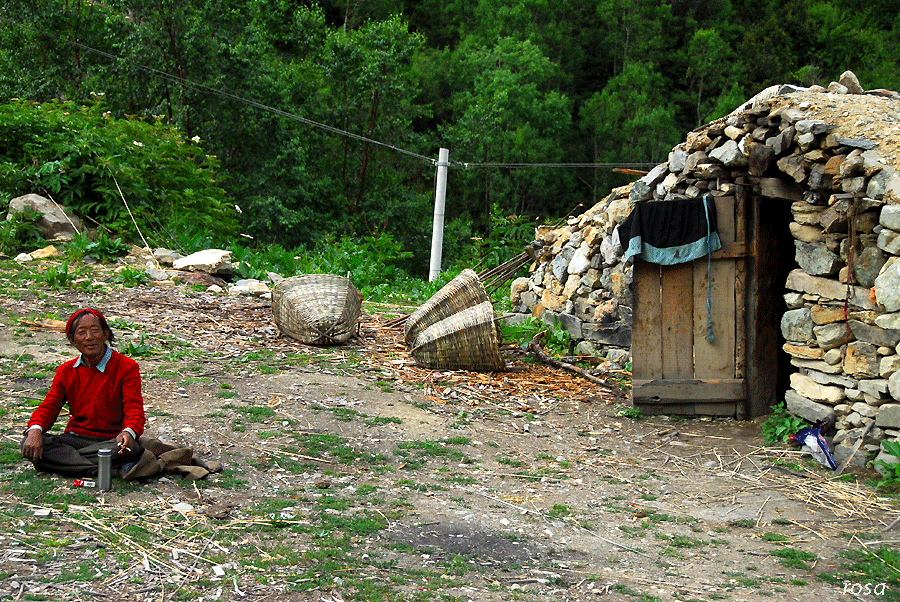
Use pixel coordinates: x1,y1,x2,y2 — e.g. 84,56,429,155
21,308,145,477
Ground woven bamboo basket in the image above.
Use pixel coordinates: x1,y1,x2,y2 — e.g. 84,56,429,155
409,301,504,371
272,274,362,345
404,269,489,345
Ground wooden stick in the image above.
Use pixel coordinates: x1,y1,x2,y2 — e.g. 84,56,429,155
833,419,874,476
527,331,625,396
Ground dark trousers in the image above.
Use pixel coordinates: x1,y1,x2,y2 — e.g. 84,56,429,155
23,432,144,477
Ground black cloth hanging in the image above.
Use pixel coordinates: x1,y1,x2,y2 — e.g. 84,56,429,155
617,195,721,265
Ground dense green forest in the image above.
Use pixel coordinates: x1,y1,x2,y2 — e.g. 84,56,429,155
0,0,897,276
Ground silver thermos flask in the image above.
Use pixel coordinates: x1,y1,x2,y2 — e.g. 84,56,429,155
97,447,113,491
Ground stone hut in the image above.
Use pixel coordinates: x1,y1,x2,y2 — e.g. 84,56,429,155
510,72,900,467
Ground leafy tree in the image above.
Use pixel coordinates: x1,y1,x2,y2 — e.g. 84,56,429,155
579,61,679,198
802,1,900,90
595,0,673,73
441,36,574,230
686,28,742,125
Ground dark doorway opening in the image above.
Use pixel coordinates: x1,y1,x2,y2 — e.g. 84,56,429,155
746,194,795,417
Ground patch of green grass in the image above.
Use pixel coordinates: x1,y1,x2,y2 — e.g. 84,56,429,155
213,469,248,489
817,546,900,597
669,535,705,548
440,474,477,485
364,415,402,427
1,472,100,505
374,380,394,392
619,525,647,538
617,406,643,420
771,518,792,525
0,443,22,466
54,562,102,582
723,571,763,588
235,405,276,421
761,532,789,542
294,433,389,467
769,548,816,569
18,363,56,379
547,504,571,518
331,407,365,422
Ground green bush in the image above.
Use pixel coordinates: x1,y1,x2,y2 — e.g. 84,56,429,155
761,403,806,444
85,231,130,263
35,260,76,290
874,440,900,492
501,315,571,357
0,207,45,255
112,265,149,287
0,99,237,250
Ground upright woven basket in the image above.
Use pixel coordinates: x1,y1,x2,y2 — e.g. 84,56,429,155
272,274,362,345
409,301,504,371
404,269,489,345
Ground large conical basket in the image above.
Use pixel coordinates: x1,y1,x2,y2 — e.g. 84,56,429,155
272,274,362,345
410,301,504,371
404,269,489,345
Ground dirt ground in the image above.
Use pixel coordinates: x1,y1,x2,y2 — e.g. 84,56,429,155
0,275,897,602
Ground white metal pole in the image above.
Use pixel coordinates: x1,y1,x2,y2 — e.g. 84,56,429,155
429,148,449,282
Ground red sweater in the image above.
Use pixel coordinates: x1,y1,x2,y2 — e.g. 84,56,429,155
28,349,146,440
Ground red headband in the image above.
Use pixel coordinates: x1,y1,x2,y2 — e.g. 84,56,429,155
66,308,106,337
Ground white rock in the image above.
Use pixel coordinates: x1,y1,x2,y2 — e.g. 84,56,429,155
173,249,233,275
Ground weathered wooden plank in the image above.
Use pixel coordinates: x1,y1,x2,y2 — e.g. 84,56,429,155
693,259,737,378
632,259,662,381
632,379,746,402
635,401,743,417
714,195,736,244
709,241,746,259
734,266,746,375
734,186,747,382
694,196,736,379
661,262,694,379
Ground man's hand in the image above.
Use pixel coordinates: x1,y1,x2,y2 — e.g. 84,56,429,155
116,431,134,454
22,430,43,462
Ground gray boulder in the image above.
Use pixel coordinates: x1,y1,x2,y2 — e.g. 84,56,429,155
6,193,84,241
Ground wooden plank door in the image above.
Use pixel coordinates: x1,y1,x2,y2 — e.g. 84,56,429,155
631,195,748,417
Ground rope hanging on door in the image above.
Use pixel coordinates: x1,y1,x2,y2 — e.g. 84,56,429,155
704,195,715,344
